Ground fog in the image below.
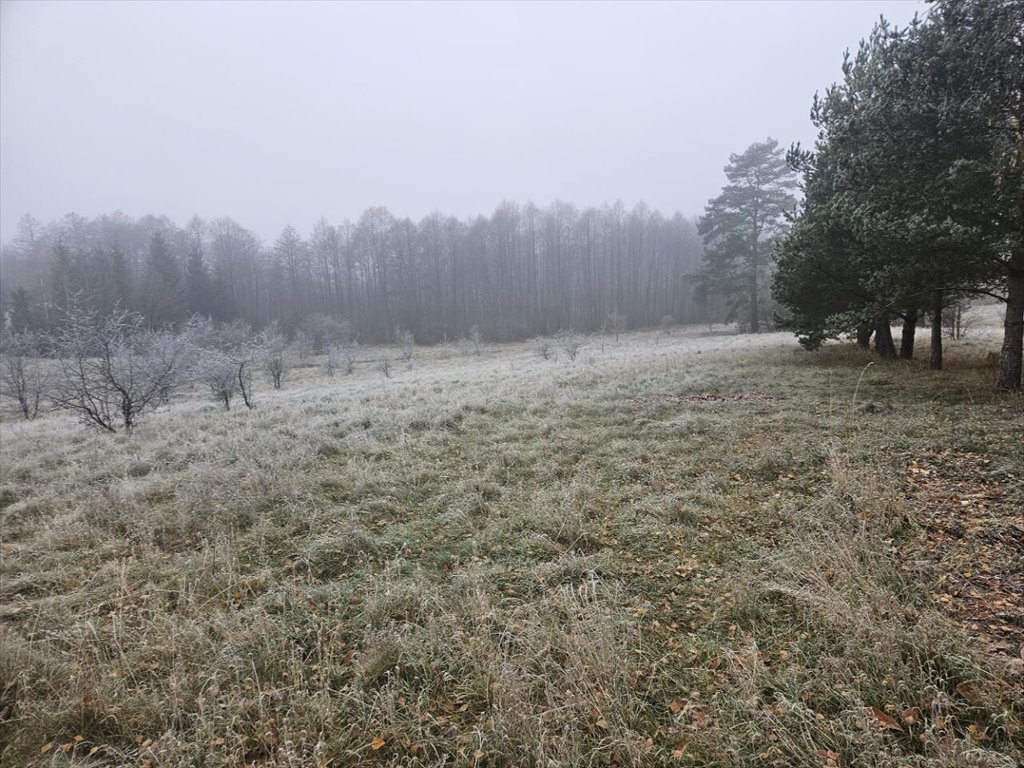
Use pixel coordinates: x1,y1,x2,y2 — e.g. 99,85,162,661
1,0,926,242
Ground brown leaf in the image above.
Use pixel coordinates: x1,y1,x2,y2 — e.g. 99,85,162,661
869,707,903,732
668,699,684,714
901,707,920,725
954,682,980,703
370,735,385,750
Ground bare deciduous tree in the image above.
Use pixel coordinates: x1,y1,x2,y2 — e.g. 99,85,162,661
396,327,415,363
196,349,238,409
49,307,188,432
468,324,484,356
262,328,290,389
189,317,262,409
0,331,48,419
556,330,585,362
606,310,627,342
531,337,552,360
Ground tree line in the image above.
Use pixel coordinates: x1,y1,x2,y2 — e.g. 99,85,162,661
772,0,1023,390
0,201,708,344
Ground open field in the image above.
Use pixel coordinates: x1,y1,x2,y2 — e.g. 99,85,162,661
1,311,1022,767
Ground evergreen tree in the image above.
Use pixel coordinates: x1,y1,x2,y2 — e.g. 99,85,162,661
143,231,185,328
697,139,797,332
184,240,214,317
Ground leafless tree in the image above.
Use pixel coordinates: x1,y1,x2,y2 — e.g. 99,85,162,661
468,324,484,355
196,349,238,409
340,343,358,375
556,330,585,362
942,300,972,340
262,328,290,389
188,317,262,409
606,310,627,342
49,306,188,432
396,327,415,363
531,337,552,360
0,331,48,419
292,329,313,359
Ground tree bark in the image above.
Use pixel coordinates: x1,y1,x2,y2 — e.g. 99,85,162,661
900,309,917,359
998,269,1024,390
874,317,897,358
856,322,873,349
930,291,943,371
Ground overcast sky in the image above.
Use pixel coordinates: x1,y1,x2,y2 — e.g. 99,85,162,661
1,0,927,243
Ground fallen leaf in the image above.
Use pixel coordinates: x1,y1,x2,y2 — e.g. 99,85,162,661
954,682,979,703
370,736,385,750
669,699,684,714
901,707,920,725
869,707,903,732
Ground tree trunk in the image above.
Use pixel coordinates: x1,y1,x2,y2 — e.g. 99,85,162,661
998,269,1024,390
874,317,896,358
749,266,760,334
900,310,917,359
930,291,943,371
856,322,873,349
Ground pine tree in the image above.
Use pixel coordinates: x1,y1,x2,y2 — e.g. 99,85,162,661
143,231,185,328
697,139,797,332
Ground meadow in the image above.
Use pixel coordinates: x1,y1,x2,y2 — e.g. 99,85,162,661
1,310,1021,767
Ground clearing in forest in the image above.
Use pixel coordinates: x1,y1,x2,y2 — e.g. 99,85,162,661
1,313,1021,767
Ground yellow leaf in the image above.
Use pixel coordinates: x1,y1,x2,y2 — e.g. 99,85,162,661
595,718,609,729
371,736,385,750
40,743,52,754
74,735,85,742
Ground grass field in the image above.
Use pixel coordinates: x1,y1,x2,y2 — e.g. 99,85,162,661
1,310,1022,767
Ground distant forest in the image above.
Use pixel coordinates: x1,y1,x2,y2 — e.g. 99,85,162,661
0,203,708,343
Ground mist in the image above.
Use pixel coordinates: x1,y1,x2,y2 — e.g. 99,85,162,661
1,0,926,242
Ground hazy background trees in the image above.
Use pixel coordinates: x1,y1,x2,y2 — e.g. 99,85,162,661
0,201,709,344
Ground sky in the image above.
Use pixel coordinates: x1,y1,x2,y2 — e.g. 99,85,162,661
0,0,928,244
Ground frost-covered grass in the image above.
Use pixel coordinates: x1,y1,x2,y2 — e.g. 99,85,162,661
1,315,1021,766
